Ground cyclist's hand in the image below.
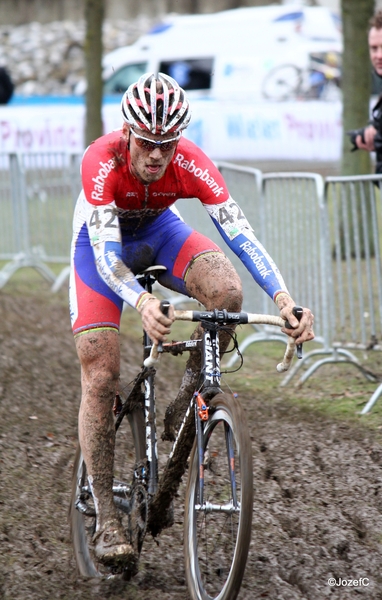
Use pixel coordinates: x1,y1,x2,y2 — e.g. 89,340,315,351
276,294,314,345
137,295,175,344
356,125,377,151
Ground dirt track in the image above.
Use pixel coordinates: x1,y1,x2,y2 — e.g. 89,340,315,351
1,281,382,600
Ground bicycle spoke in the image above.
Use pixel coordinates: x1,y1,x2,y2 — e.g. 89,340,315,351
198,423,240,592
184,393,253,600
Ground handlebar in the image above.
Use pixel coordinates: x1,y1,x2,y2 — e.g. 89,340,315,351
143,309,299,372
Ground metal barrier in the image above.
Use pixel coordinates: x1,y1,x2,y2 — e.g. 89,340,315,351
175,167,334,376
0,152,82,289
295,174,382,412
281,174,382,411
223,171,328,369
178,168,382,413
218,164,288,359
173,163,264,311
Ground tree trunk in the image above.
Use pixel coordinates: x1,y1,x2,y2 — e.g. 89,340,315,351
339,0,375,259
84,0,104,148
341,0,374,175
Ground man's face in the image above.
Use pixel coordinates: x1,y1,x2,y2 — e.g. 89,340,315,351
125,124,180,185
369,27,382,76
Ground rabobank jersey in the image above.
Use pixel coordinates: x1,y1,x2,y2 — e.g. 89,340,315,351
73,129,288,310
80,130,229,227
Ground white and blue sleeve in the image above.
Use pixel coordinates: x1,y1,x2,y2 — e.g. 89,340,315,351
203,196,289,301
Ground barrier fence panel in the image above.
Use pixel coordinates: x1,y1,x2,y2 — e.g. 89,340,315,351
20,153,81,263
0,154,21,260
324,175,382,413
279,174,382,392
225,172,328,374
0,152,82,289
261,173,327,331
174,163,264,312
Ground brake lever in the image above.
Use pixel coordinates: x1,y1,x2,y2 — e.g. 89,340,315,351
157,300,171,353
285,305,303,359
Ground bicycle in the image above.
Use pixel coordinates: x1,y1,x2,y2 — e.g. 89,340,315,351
69,265,300,600
261,55,341,101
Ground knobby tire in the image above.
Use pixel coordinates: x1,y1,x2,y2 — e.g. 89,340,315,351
184,392,253,600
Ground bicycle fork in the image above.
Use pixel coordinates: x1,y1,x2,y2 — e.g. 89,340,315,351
195,326,239,513
144,370,158,496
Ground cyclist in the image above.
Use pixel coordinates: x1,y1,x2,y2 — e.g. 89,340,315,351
69,72,314,568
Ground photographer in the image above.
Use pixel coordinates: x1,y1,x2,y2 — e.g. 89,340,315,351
351,11,382,173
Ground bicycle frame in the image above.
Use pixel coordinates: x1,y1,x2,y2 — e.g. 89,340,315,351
115,273,245,531
115,306,296,526
116,332,214,513
115,269,206,511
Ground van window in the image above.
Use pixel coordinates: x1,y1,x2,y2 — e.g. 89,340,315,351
103,62,147,94
159,58,213,90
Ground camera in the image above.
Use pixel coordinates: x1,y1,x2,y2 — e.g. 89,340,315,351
347,128,366,152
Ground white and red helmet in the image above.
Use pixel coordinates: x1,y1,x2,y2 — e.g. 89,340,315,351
121,72,191,135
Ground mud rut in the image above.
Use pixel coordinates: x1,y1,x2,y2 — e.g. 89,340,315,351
1,284,382,600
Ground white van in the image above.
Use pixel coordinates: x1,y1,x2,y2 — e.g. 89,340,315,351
77,5,342,102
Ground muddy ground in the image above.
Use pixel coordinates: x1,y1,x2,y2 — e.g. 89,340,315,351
1,279,382,600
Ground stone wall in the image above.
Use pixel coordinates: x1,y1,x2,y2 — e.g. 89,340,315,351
0,0,278,26
0,17,156,96
0,0,279,96
0,0,290,97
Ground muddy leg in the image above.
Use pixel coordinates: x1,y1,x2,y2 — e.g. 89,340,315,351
76,329,121,532
162,253,243,441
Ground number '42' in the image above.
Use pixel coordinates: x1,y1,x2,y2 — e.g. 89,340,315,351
218,202,245,225
89,207,118,229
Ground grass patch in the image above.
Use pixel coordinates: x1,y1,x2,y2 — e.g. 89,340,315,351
224,336,382,434
0,261,69,299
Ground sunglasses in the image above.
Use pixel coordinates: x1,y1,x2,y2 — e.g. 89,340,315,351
130,128,181,153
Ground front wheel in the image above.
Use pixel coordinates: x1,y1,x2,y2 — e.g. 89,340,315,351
184,393,253,600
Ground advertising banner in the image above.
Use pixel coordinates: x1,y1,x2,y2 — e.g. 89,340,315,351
0,99,343,161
